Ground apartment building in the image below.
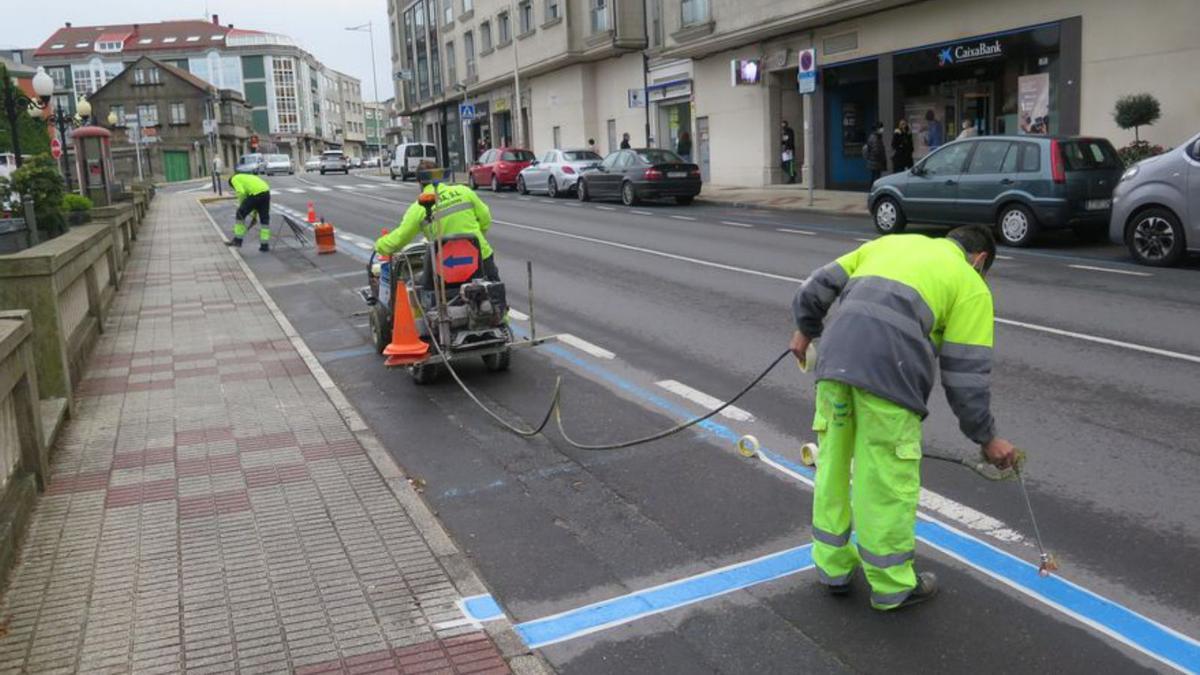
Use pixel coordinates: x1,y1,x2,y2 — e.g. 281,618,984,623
331,71,368,158
364,101,388,159
30,16,361,164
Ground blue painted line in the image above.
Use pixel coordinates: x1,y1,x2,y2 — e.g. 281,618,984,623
315,345,378,362
461,594,505,622
515,545,814,649
506,323,1200,668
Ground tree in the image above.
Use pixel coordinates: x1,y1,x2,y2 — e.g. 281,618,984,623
1112,93,1161,143
0,65,52,157
0,154,66,238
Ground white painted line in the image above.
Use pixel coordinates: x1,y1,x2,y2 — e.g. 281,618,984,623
432,617,480,631
334,185,356,190
309,186,332,192
855,237,872,242
337,234,353,241
720,221,753,228
497,219,1200,365
355,183,379,189
507,309,529,321
595,205,615,211
563,202,582,207
670,215,697,221
1068,264,1152,277
354,242,373,250
995,254,1014,260
286,187,305,194
270,190,281,195
518,197,532,201
776,227,816,236
557,333,616,360
631,210,652,216
655,380,754,421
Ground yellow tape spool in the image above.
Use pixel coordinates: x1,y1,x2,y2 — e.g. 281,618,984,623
736,435,760,458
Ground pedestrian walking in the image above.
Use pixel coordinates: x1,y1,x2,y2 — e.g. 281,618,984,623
676,131,693,162
620,132,632,150
587,138,598,154
958,119,978,139
227,172,272,252
865,122,887,183
781,120,797,184
892,119,914,172
924,109,944,150
790,225,1018,611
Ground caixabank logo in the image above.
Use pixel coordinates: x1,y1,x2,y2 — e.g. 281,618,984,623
938,39,1003,67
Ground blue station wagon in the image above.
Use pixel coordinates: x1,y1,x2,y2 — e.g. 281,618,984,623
868,136,1123,246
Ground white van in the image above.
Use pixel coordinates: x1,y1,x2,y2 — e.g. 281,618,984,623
390,143,439,181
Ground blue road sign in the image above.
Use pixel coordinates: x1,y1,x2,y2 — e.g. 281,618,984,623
460,104,476,121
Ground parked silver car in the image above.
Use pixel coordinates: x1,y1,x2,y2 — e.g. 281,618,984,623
517,149,603,197
235,153,266,174
319,150,349,175
264,154,294,175
1110,131,1200,266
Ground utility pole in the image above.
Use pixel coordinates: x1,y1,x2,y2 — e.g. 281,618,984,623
346,22,384,174
510,0,523,148
641,0,652,147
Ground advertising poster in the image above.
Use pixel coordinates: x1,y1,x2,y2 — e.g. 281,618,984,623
1018,73,1050,135
905,100,943,160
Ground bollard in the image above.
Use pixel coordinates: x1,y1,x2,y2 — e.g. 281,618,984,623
315,219,336,254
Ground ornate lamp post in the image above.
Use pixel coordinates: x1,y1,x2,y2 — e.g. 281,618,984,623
1,63,55,169
41,92,92,191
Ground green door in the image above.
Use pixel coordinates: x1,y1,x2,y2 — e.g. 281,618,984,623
163,150,191,182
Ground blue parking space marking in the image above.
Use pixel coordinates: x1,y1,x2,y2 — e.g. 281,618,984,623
515,545,814,649
460,594,506,622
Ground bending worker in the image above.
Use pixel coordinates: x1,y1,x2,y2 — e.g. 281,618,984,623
227,171,272,252
790,225,1017,611
375,161,499,281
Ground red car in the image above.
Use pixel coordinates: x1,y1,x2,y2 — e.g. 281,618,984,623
468,147,536,191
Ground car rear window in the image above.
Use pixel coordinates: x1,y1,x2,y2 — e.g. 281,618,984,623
563,151,601,161
322,151,343,158
1061,140,1121,170
502,150,535,162
637,149,683,164
405,146,421,158
270,155,288,162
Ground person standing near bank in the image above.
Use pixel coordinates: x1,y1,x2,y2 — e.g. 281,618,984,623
892,119,914,172
865,122,887,183
781,120,797,184
620,132,632,150
227,171,272,252
790,225,1018,611
925,109,944,150
958,119,978,139
676,131,693,162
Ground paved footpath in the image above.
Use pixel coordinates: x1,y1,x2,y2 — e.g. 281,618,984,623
0,192,534,674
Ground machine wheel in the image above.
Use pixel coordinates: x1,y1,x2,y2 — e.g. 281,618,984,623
675,196,694,205
547,176,559,198
577,179,591,202
1126,207,1186,267
483,326,513,372
996,203,1039,247
411,362,440,385
517,175,529,194
872,196,907,234
621,181,639,206
491,175,501,192
369,306,391,353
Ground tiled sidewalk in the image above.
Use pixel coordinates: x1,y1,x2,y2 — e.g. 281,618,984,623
0,193,516,674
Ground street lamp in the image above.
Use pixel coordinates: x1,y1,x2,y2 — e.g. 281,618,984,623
345,22,383,174
106,110,118,127
1,64,55,170
38,95,92,191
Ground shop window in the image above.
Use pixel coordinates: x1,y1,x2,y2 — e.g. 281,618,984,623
920,143,970,176
966,141,1009,174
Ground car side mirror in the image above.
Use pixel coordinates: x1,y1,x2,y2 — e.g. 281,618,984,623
910,166,924,176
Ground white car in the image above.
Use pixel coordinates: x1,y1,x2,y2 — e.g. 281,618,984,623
264,154,294,175
390,143,439,181
517,149,604,197
304,157,321,172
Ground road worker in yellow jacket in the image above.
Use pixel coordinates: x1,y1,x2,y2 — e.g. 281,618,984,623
790,225,1017,611
227,172,272,251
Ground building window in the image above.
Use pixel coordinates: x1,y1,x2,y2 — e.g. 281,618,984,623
445,0,454,24
162,37,177,44
545,0,559,21
52,94,72,113
427,0,442,95
681,0,709,25
552,126,560,148
138,38,153,45
186,36,200,42
134,67,161,85
169,102,187,124
48,67,68,89
464,31,476,78
109,104,125,126
137,104,159,126
480,21,492,52
272,57,300,133
590,0,608,33
651,0,662,45
519,1,533,34
498,12,511,44
72,65,95,96
446,40,457,85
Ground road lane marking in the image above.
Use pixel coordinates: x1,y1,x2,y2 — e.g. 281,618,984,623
497,220,1200,365
776,227,816,235
655,380,754,421
563,202,582,207
334,185,357,190
557,333,615,359
1068,264,1152,277
355,183,379,189
337,234,353,240
309,186,331,191
720,221,753,228
270,190,281,195
354,242,372,250
507,309,529,321
518,197,532,201
670,215,697,221
286,187,305,193
595,205,615,211
854,237,872,242
631,210,652,216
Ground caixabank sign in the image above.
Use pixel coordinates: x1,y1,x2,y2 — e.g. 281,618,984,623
937,38,1004,66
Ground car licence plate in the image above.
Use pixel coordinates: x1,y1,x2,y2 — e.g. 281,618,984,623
668,171,687,178
1086,199,1111,210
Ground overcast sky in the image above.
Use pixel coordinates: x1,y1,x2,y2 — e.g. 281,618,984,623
1,0,394,101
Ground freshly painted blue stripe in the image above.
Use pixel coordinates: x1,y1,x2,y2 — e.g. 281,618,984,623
462,594,505,622
916,519,1200,673
515,545,814,649
316,345,379,362
508,324,1200,666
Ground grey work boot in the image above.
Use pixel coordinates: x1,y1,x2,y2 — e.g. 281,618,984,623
226,237,243,247
879,572,939,611
259,242,270,252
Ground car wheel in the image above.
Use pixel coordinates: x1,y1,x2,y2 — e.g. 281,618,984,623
995,203,1039,247
491,176,501,192
547,176,558,198
621,182,638,206
675,196,694,205
1126,207,1186,267
468,173,478,190
577,179,591,202
872,196,907,234
370,305,391,354
517,175,528,195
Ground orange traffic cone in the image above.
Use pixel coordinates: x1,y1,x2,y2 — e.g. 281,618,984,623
315,219,336,254
383,285,429,367
306,201,317,224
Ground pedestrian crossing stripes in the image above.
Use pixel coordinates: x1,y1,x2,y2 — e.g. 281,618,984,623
309,186,332,191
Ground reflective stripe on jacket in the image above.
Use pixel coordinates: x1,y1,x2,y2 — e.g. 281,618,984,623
230,173,270,201
375,183,493,258
793,234,996,444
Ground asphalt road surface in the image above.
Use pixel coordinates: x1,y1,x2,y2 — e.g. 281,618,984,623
195,171,1200,674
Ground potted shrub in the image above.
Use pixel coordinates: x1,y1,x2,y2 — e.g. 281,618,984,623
2,155,65,238
62,193,94,226
1112,93,1166,164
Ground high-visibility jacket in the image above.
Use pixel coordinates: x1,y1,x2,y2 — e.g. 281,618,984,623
230,173,270,201
375,182,493,258
793,234,996,444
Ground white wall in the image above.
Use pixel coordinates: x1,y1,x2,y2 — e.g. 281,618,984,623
692,46,773,186
590,53,650,152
